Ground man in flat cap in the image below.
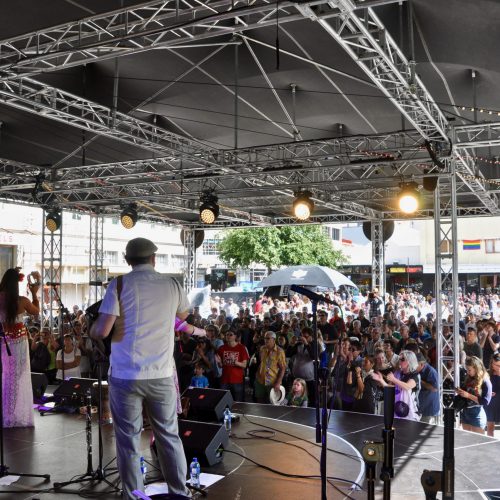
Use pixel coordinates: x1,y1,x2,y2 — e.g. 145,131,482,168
91,237,192,499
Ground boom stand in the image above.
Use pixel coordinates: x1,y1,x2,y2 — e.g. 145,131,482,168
362,386,395,500
289,285,334,500
49,283,79,380
0,330,51,483
420,408,455,500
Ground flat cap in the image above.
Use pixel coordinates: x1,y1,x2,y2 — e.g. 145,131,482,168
125,237,158,258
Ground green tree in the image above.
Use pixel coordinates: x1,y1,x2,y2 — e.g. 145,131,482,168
217,226,348,272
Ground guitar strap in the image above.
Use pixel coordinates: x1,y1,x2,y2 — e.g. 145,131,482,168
116,275,123,313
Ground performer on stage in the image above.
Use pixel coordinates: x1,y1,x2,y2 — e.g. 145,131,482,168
0,268,40,427
90,237,204,499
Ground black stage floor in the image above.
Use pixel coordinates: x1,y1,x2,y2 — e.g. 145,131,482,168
2,402,500,499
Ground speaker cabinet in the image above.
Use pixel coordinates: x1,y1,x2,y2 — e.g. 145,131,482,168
178,419,228,466
31,372,48,401
182,387,233,422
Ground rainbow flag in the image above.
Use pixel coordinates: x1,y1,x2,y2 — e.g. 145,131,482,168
463,239,481,250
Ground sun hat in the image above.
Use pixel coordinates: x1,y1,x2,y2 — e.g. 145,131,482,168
269,385,286,405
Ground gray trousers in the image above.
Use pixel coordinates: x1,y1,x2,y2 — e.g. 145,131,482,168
109,376,189,499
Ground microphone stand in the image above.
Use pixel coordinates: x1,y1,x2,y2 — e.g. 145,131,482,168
48,283,79,381
420,408,455,499
0,326,50,483
290,285,337,500
362,386,395,500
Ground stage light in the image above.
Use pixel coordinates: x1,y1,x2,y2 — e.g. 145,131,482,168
293,191,314,220
398,182,419,214
45,209,61,232
120,204,138,229
199,193,219,224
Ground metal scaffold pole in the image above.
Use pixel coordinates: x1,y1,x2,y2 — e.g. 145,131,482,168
434,158,460,416
89,213,105,306
41,210,63,332
371,220,386,300
183,228,197,294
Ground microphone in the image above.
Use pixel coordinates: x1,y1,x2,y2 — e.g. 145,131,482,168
289,284,340,306
45,282,60,287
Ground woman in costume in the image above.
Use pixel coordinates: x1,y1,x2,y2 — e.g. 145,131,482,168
0,269,40,427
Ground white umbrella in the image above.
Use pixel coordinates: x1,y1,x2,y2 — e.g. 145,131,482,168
259,265,357,289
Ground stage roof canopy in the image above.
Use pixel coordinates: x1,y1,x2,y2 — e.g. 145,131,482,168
1,0,500,227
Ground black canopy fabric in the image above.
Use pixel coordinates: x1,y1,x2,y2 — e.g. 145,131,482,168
0,0,499,226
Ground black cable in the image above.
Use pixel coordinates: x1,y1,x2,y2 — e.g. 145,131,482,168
242,414,360,461
233,429,357,497
222,448,362,491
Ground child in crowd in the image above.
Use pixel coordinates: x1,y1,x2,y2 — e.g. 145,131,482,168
283,378,308,407
190,362,209,388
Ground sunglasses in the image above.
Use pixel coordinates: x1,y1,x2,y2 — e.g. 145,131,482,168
226,332,235,336
399,357,406,362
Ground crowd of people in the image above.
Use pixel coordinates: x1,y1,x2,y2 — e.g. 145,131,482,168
2,268,500,437
178,289,500,435
1,244,500,499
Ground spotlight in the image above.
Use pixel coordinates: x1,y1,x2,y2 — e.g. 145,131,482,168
199,192,219,224
398,182,419,214
45,209,61,232
293,191,314,220
120,204,138,229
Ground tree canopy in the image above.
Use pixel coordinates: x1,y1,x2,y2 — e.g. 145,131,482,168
217,226,349,271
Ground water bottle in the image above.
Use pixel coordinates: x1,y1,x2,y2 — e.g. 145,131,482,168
224,406,232,432
140,456,147,483
190,457,201,488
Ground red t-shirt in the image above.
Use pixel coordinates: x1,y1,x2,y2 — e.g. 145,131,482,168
217,343,250,385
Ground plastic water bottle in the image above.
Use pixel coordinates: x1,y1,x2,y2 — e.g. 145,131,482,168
224,406,232,432
190,457,201,488
140,456,147,483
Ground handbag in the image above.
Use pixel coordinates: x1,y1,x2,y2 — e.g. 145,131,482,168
394,383,420,421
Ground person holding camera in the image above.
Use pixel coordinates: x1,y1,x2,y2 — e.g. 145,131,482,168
456,356,492,434
30,328,51,374
0,268,40,427
372,350,420,421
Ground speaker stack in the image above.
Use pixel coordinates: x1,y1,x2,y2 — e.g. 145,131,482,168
177,388,234,466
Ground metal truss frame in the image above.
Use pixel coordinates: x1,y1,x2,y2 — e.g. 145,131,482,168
89,213,105,305
0,0,403,79
370,221,385,299
433,161,460,414
455,121,500,149
0,77,215,160
182,228,197,293
41,210,63,332
314,0,448,142
293,1,499,215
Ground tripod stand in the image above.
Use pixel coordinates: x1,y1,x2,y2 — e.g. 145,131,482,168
0,329,51,483
53,359,119,493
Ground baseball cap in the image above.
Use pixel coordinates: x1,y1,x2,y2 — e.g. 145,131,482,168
125,238,158,258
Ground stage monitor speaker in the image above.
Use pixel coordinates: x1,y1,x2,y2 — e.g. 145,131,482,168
182,387,233,422
31,372,48,400
178,419,228,466
53,377,98,399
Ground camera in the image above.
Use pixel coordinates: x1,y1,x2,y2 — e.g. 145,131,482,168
28,272,41,286
452,394,468,414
